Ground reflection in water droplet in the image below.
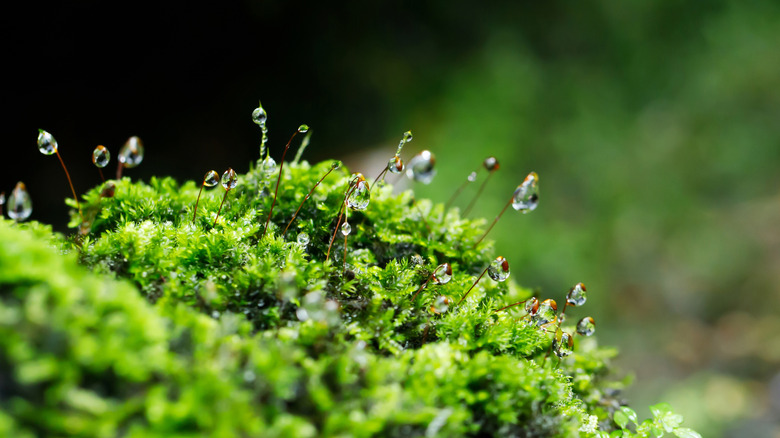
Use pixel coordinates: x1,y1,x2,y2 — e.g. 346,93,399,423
524,297,539,315
37,129,57,155
387,155,405,174
406,150,437,184
467,171,478,182
92,145,111,168
487,256,510,282
203,170,220,187
297,232,310,247
221,168,238,190
576,317,596,336
403,131,413,143
431,296,451,314
553,332,574,358
118,136,144,168
261,155,277,178
483,156,500,172
432,263,453,285
512,171,539,212
298,124,309,133
346,174,370,211
341,222,351,236
533,299,558,326
567,282,587,306
331,160,342,170
7,182,32,221
252,106,267,125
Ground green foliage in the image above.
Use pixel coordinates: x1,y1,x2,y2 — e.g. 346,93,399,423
0,157,699,436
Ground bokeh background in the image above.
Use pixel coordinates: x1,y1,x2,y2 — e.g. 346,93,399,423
3,1,779,436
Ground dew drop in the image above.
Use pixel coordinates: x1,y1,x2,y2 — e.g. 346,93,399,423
483,156,500,172
487,256,510,282
7,182,32,221
576,316,596,336
553,332,574,358
252,106,267,125
387,155,405,174
298,124,309,133
261,155,277,178
403,130,413,143
90,145,110,168
567,282,587,306
37,129,58,155
432,263,453,285
533,299,558,326
558,313,567,324
467,171,478,182
296,232,310,246
331,160,342,170
406,150,437,184
203,170,220,187
346,174,370,211
411,254,424,266
431,296,451,314
118,136,144,168
341,221,352,236
512,171,539,212
221,168,238,190
524,297,539,315
0,192,5,207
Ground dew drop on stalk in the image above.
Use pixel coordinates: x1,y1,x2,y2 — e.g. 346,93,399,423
341,221,351,236
0,192,5,208
576,316,596,336
553,331,574,358
298,124,309,133
487,256,510,282
430,296,451,314
203,170,220,187
252,106,267,125
483,156,500,172
7,182,32,222
533,299,558,327
525,297,539,315
261,156,277,178
387,155,405,174
221,168,238,189
331,160,342,170
296,232,310,247
432,263,453,285
37,129,57,155
346,174,370,210
512,171,539,212
467,171,477,182
406,150,436,184
118,136,144,168
92,145,111,168
566,282,587,306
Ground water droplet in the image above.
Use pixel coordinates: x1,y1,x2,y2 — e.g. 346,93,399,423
432,263,453,285
298,124,309,133
483,156,500,172
90,145,110,168
341,221,351,236
261,155,277,178
37,129,57,155
576,316,596,336
346,174,370,211
404,131,413,143
524,297,539,315
533,299,558,326
221,168,238,190
387,155,405,174
331,160,342,170
487,256,510,282
553,332,574,358
467,171,478,182
296,232,310,246
203,170,220,187
6,182,32,221
558,313,567,324
0,192,5,207
118,136,144,168
512,172,539,212
567,282,587,306
411,254,424,266
252,106,267,125
431,295,451,314
406,150,436,184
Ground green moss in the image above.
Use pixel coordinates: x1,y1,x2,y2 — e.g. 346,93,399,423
0,156,699,437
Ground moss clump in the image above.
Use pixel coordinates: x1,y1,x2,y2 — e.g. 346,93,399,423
0,156,699,437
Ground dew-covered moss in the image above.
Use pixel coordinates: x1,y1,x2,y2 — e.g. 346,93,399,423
0,156,700,437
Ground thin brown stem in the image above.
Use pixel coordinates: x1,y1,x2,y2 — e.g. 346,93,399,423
55,150,81,218
282,167,335,237
463,171,494,217
98,168,105,183
444,174,474,211
326,182,357,263
410,277,432,302
474,196,513,247
493,298,530,313
192,184,205,223
116,162,124,180
213,190,229,227
261,130,300,240
457,266,489,306
372,167,388,187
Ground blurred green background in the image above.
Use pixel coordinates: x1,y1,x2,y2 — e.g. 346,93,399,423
4,1,779,436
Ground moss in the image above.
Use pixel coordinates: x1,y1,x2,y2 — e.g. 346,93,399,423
0,155,699,437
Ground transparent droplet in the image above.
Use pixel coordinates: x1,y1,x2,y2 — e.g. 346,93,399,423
387,155,405,174
331,160,342,170
567,282,587,307
553,332,574,358
37,129,58,155
411,254,424,266
487,256,510,282
252,106,267,125
261,155,277,178
483,156,500,172
467,171,478,182
341,222,352,236
298,124,309,133
524,297,539,315
558,313,567,324
432,263,453,285
7,182,32,221
431,295,451,314
533,299,558,326
118,136,144,168
576,316,596,337
0,192,5,207
403,130,413,143
406,150,437,184
346,174,370,211
512,171,539,212
91,145,111,168
296,232,310,247
221,168,238,190
203,170,220,187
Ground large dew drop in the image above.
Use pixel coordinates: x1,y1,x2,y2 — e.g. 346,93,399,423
387,155,405,174
483,156,500,172
118,136,144,168
92,145,111,168
252,106,267,125
261,155,277,178
576,316,596,336
512,171,539,212
487,256,510,282
567,282,587,306
37,129,58,155
341,222,352,236
553,332,574,358
430,296,451,314
346,174,370,211
203,170,220,187
0,192,5,207
533,299,558,326
432,263,453,285
406,150,436,184
7,182,32,221
524,297,539,315
221,168,238,190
